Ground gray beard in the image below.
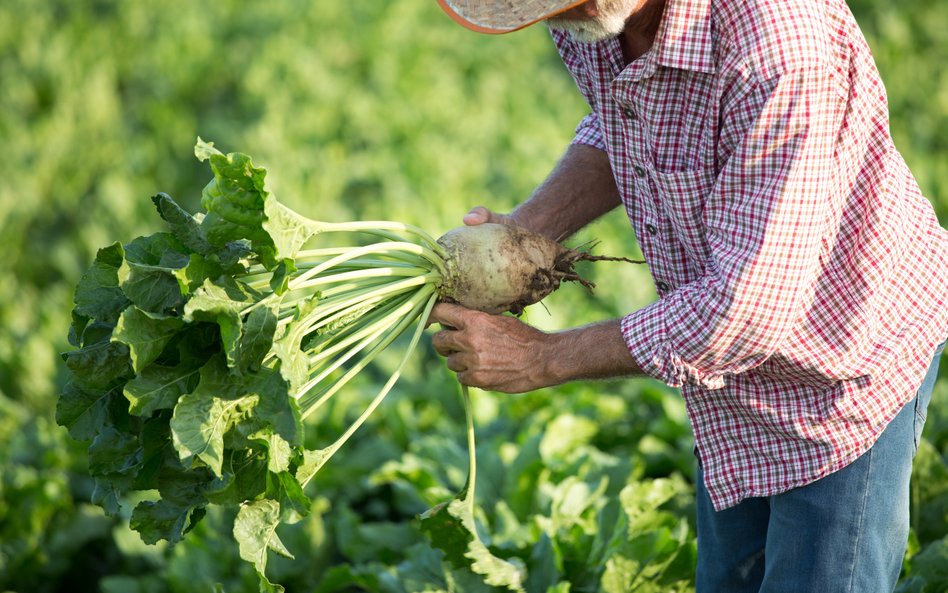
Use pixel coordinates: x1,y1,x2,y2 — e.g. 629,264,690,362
545,0,638,43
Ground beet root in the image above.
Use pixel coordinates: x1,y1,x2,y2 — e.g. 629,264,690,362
436,223,598,315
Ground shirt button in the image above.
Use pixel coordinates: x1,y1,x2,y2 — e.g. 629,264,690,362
645,223,657,235
656,281,670,293
622,107,636,120
634,165,647,177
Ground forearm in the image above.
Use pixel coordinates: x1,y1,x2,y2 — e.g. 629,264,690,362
510,143,622,242
543,319,643,385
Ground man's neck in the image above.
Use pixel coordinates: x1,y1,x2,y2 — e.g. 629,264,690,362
619,0,668,64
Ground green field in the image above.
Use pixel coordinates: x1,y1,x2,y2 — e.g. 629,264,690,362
2,1,947,591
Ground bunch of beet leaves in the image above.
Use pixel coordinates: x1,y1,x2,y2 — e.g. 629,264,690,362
57,139,529,592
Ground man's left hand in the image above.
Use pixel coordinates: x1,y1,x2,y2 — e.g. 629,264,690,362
429,302,557,393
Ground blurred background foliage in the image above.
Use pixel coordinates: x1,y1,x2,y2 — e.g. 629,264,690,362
0,0,946,592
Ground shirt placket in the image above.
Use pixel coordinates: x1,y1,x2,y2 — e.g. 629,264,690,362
611,67,676,298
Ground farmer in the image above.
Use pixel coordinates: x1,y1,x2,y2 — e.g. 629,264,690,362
429,0,948,590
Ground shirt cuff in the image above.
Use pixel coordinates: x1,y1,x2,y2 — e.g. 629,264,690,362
572,113,607,152
621,301,727,390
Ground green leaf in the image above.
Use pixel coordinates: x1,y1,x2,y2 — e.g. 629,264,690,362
170,389,235,477
56,381,115,440
133,415,172,490
902,537,948,592
173,322,223,368
124,232,190,268
62,339,132,389
262,199,319,263
73,242,131,324
120,233,190,315
620,478,682,532
130,499,197,545
88,426,142,477
121,262,186,316
525,534,562,593
68,310,92,348
548,476,608,534
173,253,224,296
271,302,318,394
194,139,318,269
93,475,134,517
214,239,253,272
268,259,296,296
311,565,382,593
252,431,294,474
194,136,223,161
124,362,201,416
87,427,143,516
419,495,526,592
183,277,253,367
113,306,184,373
170,356,255,477
205,449,269,506
266,471,310,524
152,192,214,255
538,414,599,462
245,367,303,447
597,478,695,593
196,144,274,261
155,454,215,509
237,305,279,375
296,448,333,487
234,500,293,593
78,320,116,348
334,505,423,565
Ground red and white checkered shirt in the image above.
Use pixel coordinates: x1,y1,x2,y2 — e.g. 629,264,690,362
551,0,948,509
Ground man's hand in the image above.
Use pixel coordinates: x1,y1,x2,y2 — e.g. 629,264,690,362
429,302,557,393
460,144,622,242
430,303,644,393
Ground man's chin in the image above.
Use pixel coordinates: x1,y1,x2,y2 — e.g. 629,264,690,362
546,18,625,43
570,30,617,43
547,23,618,43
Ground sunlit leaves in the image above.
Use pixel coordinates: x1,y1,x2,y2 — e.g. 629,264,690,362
57,141,442,593
58,153,325,591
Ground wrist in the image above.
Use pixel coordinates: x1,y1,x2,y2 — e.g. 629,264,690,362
539,330,570,387
542,320,642,386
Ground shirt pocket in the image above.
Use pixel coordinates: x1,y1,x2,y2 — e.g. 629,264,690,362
652,168,716,266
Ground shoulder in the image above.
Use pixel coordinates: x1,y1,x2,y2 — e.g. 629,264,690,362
710,0,854,80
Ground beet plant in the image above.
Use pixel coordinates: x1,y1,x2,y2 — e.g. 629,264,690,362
57,139,633,591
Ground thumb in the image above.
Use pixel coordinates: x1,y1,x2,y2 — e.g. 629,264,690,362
463,206,508,227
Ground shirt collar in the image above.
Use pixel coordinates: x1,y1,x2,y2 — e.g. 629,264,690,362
651,0,715,74
551,0,714,79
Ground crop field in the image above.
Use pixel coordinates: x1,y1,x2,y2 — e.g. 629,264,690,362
1,1,947,592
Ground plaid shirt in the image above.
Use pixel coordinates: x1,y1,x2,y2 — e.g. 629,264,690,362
551,0,948,509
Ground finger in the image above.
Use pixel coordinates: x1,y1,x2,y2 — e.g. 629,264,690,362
431,329,461,356
445,353,468,374
455,369,481,389
462,206,493,226
430,302,474,330
425,308,451,329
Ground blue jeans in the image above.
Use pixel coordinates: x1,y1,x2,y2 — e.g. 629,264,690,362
696,341,945,593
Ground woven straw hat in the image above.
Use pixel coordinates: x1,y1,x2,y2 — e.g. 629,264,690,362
437,0,589,34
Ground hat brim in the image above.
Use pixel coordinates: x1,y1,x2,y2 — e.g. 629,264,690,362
436,0,589,34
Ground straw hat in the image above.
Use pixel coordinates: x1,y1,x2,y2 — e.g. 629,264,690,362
436,0,589,34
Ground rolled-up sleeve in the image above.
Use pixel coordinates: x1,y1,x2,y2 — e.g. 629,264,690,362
622,66,847,389
573,112,607,151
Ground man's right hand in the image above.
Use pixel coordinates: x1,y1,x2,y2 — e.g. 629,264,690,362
461,144,622,242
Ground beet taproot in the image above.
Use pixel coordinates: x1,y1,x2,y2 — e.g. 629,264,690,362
436,223,600,315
